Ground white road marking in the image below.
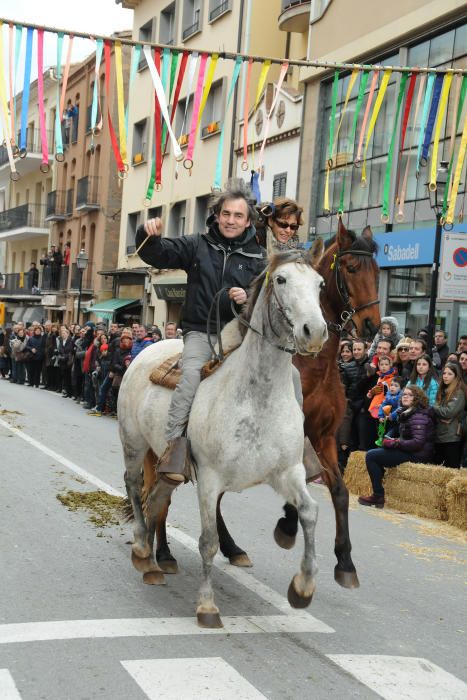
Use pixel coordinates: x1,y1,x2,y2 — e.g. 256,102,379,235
0,417,334,635
0,613,328,645
0,669,22,700
122,658,267,700
327,655,467,700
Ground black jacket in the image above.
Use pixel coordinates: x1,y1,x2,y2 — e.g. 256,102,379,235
136,219,266,333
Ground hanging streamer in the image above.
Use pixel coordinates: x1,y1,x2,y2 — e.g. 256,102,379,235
394,72,417,198
250,60,272,166
174,52,199,179
184,53,208,169
90,38,104,151
213,56,243,190
54,33,65,161
241,58,253,170
396,74,426,221
381,73,409,222
0,26,18,180
338,70,370,214
429,72,453,191
104,39,127,175
8,24,15,147
13,24,23,147
323,70,339,213
125,44,141,141
144,48,162,205
355,71,378,164
415,72,435,175
361,69,392,184
257,62,289,170
164,50,189,155
59,35,74,120
19,27,34,155
445,116,467,225
162,49,180,153
420,73,444,166
37,29,50,172
114,40,128,168
442,76,467,219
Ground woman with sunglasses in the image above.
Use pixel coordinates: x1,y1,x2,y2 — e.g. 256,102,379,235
265,197,304,254
393,337,414,384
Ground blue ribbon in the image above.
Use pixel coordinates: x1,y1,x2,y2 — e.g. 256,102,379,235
421,73,444,164
213,57,243,190
416,73,435,175
54,33,64,158
90,38,104,148
125,44,141,140
20,27,34,153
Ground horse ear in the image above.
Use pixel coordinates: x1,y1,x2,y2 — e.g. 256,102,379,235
361,225,373,241
308,238,325,268
337,217,355,249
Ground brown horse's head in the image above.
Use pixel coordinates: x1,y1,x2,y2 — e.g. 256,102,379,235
320,219,380,340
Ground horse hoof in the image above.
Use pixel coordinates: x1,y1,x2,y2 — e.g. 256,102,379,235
143,570,166,585
158,558,179,574
287,577,314,609
131,551,155,573
229,553,253,568
334,567,360,589
273,523,296,550
132,542,151,559
197,611,223,629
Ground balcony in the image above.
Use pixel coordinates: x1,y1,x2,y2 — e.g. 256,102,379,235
0,203,48,241
0,128,54,177
209,0,230,22
201,121,221,138
0,272,41,297
70,262,94,292
40,265,70,292
76,176,100,212
183,12,200,40
45,190,70,221
278,0,311,32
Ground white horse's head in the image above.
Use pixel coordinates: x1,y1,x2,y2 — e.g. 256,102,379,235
247,240,328,357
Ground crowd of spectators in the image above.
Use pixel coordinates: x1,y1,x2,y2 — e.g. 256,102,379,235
338,317,467,476
0,320,181,418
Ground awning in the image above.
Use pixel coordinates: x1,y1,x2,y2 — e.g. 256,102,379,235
12,306,44,323
88,298,139,320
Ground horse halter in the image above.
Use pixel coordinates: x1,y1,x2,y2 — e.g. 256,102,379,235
328,249,380,336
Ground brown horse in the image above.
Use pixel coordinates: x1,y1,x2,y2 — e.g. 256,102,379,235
144,219,380,587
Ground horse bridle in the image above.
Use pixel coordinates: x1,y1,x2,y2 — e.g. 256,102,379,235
327,249,380,337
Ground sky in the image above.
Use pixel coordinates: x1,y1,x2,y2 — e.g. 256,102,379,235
1,0,134,83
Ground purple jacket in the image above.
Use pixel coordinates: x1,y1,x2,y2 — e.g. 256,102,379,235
397,407,434,462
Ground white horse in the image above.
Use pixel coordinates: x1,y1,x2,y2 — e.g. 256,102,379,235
119,243,328,628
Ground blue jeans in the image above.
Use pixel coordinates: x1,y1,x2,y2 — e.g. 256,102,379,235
366,447,419,497
97,373,112,412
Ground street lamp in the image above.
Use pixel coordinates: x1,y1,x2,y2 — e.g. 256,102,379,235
426,161,449,352
75,248,89,324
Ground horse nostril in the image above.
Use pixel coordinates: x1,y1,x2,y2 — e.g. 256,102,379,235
303,324,311,338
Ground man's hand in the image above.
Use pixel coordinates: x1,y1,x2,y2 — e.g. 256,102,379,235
144,218,163,237
229,287,247,305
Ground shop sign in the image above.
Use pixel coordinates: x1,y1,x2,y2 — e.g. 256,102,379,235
375,229,436,268
41,294,57,306
438,231,467,301
153,283,186,302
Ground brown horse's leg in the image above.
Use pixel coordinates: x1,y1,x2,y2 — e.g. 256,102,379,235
216,494,252,567
319,437,359,589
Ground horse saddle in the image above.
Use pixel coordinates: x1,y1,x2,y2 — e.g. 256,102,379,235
149,350,238,390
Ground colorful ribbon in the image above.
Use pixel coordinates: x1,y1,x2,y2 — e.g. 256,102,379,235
90,39,104,153
162,49,180,152
13,24,23,144
258,62,289,170
445,116,467,225
415,73,435,175
60,35,74,120
396,74,426,221
37,29,50,172
8,24,15,147
361,69,392,184
355,71,378,164
196,53,219,130
250,60,272,166
54,32,65,161
421,73,444,165
20,27,34,154
381,73,409,222
114,40,128,168
164,50,189,155
241,58,253,170
0,22,12,148
323,70,340,213
393,72,417,200
104,40,126,175
145,48,162,203
213,56,243,190
184,53,208,168
429,72,453,191
442,76,467,219
125,44,142,141
174,52,199,179
143,46,182,161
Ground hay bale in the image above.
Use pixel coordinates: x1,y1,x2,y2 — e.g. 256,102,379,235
344,451,372,497
394,462,457,486
446,475,467,530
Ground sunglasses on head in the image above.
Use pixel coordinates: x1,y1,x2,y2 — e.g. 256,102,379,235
274,219,299,232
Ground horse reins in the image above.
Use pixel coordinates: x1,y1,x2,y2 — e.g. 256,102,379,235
327,249,379,336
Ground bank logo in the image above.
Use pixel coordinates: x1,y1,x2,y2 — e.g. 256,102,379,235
382,243,420,262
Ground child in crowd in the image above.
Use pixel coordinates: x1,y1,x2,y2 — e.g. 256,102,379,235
367,355,398,419
378,376,402,423
368,316,402,360
407,353,439,406
433,362,466,468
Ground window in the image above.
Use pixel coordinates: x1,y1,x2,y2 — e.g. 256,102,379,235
168,200,186,238
160,3,176,45
138,19,154,70
273,173,287,199
194,195,209,233
201,80,224,137
132,119,148,164
127,211,141,254
208,0,230,23
176,95,194,145
183,0,201,40
148,205,163,220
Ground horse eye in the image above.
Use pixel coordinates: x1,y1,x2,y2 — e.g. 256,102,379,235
276,276,286,285
320,280,326,290
347,265,357,274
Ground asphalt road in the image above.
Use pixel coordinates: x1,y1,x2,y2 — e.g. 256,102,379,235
0,379,466,700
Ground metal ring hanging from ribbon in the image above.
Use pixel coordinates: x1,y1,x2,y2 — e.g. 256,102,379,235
40,163,50,173
184,158,193,170
241,161,249,171
55,152,65,162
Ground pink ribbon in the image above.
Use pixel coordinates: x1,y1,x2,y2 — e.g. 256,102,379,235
355,71,378,164
184,53,208,168
258,62,289,170
37,29,49,172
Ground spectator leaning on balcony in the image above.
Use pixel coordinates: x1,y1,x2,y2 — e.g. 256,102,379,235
64,241,71,267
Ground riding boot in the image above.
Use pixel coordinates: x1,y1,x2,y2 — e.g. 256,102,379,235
303,437,323,482
157,436,190,483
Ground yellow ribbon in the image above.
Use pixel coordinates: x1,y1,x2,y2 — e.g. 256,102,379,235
361,69,392,183
446,116,467,225
115,41,127,166
251,60,272,165
430,72,453,191
196,53,219,132
0,22,12,143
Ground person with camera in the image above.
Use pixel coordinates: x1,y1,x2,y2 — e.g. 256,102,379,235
358,384,434,508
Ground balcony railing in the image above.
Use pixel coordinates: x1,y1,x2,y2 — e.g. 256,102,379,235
201,120,221,138
183,14,200,39
66,188,74,216
70,262,94,291
209,0,229,21
40,265,70,292
76,176,100,211
0,272,41,295
0,128,53,167
46,190,69,221
278,0,311,32
0,203,47,233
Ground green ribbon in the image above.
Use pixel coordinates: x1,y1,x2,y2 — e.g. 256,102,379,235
442,75,467,219
381,73,409,221
162,50,179,152
145,49,170,203
125,44,141,141
338,69,370,213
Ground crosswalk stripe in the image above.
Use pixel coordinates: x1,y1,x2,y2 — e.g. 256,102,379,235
327,655,467,700
122,658,267,699
0,613,331,645
0,669,22,700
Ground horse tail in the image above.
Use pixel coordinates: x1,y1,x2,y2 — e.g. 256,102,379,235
121,448,159,522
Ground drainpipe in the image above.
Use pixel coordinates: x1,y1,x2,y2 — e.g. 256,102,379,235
228,0,247,178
